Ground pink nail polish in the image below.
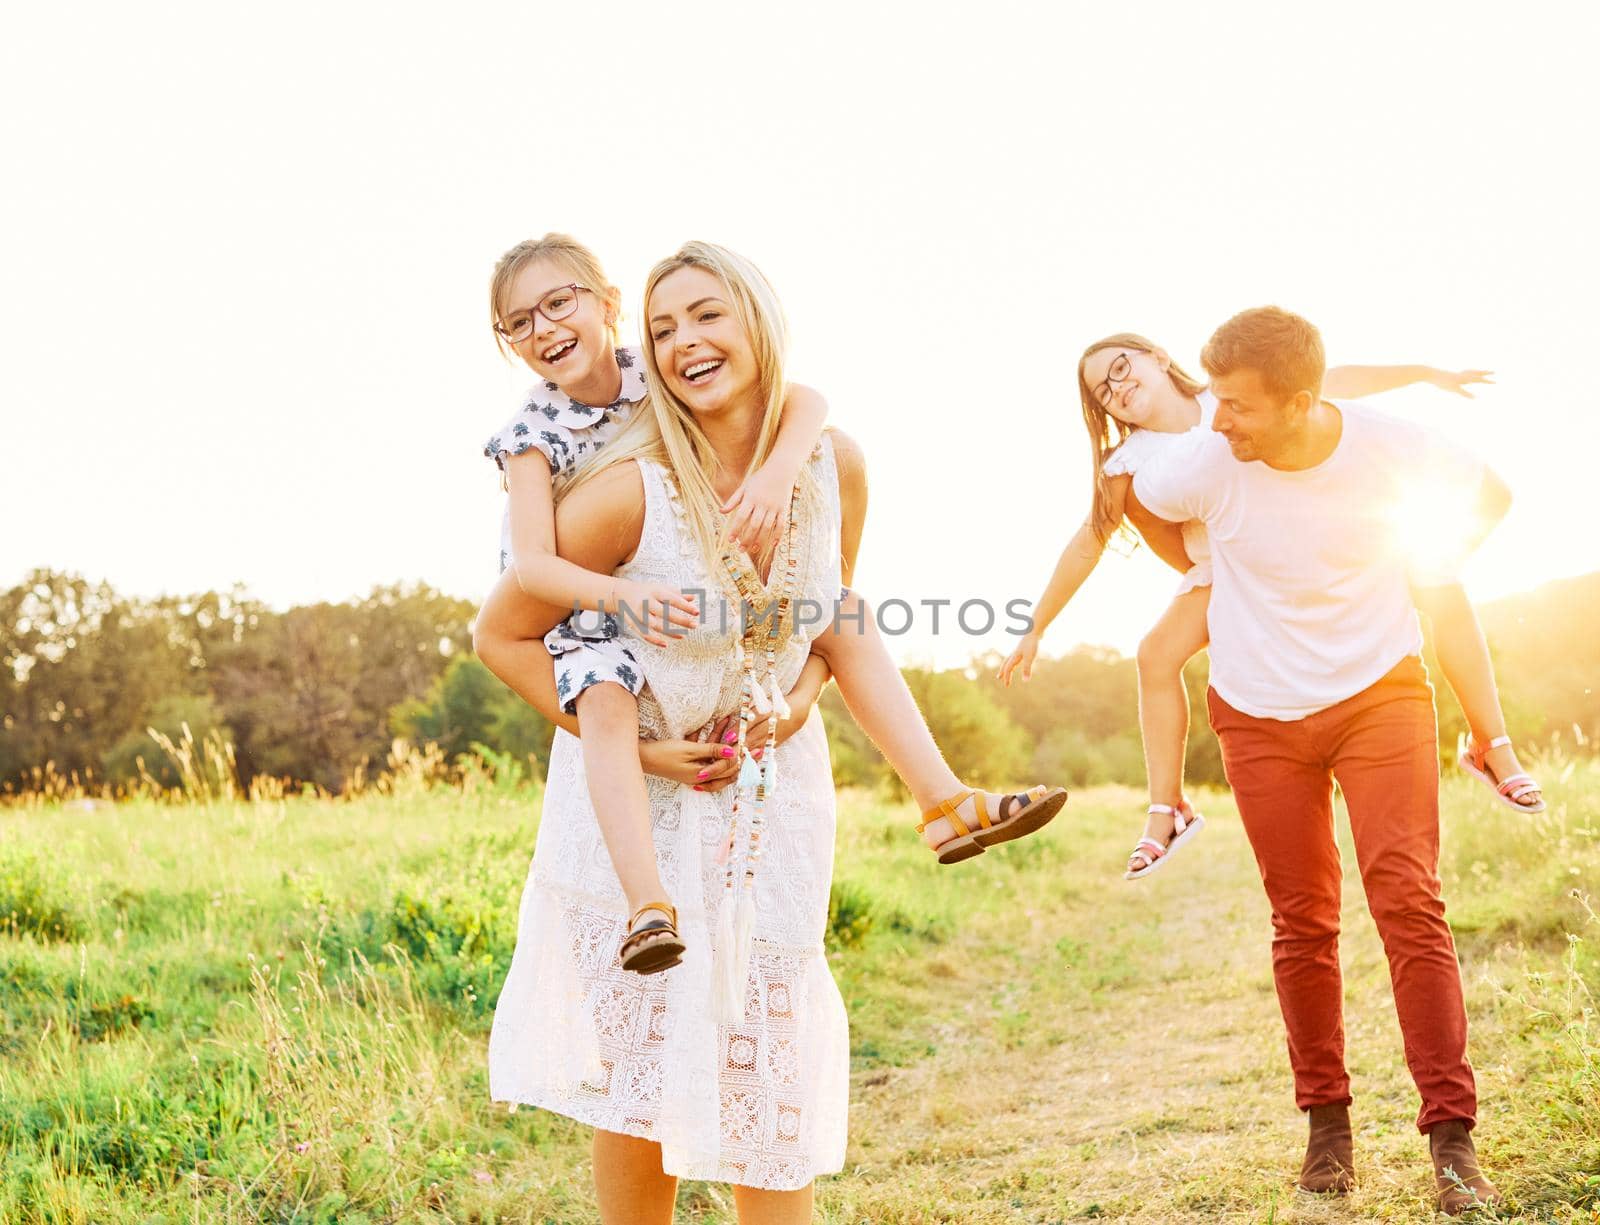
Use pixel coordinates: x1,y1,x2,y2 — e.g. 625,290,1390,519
693,784,705,792
724,730,736,744
721,747,735,758
696,770,709,780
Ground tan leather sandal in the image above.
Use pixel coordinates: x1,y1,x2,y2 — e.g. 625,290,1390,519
917,784,1069,865
619,901,685,975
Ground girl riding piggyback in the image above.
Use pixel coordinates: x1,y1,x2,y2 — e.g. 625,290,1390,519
1002,334,1543,880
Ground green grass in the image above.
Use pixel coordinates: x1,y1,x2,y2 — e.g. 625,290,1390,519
1,754,1597,1223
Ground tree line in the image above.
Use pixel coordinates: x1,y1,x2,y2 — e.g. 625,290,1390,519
3,569,1594,798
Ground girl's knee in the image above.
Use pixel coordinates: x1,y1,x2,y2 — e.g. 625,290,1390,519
472,623,512,678
1137,626,1188,676
472,617,541,664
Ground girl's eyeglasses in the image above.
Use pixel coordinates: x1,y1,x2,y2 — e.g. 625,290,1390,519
494,284,592,344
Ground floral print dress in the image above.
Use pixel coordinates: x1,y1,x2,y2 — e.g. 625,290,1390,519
483,347,649,713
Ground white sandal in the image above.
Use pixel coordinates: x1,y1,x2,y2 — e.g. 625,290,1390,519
1458,734,1545,814
1124,802,1206,881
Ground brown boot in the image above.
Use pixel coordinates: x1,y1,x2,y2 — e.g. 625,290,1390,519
1430,1120,1502,1215
1298,1103,1355,1194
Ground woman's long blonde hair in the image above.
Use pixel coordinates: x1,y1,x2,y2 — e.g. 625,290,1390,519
1078,333,1208,544
561,240,809,579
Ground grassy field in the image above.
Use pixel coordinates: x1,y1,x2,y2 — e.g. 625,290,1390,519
1,754,1597,1223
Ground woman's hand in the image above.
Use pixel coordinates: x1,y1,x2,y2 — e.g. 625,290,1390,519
639,737,740,793
998,632,1040,686
1426,368,1495,398
721,465,793,554
703,679,818,763
609,579,700,647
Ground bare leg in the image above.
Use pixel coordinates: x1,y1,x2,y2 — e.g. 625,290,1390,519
1413,583,1535,794
812,592,1052,850
575,685,676,955
593,1130,676,1225
1131,587,1212,861
810,592,961,810
732,1181,815,1224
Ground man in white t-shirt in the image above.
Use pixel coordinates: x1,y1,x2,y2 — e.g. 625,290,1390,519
1128,306,1504,1215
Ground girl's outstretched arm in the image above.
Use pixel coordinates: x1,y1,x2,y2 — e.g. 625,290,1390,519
1323,365,1494,399
1000,476,1147,684
722,384,830,550
504,452,697,643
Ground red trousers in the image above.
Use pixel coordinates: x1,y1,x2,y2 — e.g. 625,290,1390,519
1206,656,1477,1133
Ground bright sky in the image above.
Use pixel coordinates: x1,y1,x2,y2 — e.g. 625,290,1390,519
7,2,1598,666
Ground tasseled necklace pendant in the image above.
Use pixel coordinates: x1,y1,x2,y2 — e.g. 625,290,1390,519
710,487,802,1023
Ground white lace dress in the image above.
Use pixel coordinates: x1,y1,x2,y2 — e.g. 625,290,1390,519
488,437,849,1191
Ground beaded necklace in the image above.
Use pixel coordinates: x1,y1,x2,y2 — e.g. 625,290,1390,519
710,485,801,1022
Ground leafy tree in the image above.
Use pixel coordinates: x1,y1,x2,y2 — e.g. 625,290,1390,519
3,569,1595,797
390,655,556,775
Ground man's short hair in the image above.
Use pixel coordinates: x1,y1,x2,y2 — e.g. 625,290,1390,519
1201,306,1326,400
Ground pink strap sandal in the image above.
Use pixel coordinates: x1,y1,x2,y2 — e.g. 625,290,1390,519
1124,802,1207,881
1458,734,1546,814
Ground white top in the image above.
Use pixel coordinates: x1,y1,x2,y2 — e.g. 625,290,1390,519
1103,392,1218,574
1132,399,1488,720
1101,391,1218,479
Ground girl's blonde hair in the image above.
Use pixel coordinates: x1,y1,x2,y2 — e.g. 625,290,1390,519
488,232,623,360
561,240,807,579
1077,333,1208,544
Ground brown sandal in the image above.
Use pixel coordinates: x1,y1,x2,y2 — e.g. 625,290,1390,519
619,901,685,975
917,784,1069,865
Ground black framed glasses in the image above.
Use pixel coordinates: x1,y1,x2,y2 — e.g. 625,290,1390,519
1091,353,1134,410
494,284,592,344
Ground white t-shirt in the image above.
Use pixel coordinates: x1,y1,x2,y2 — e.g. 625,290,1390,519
1132,400,1488,720
1103,391,1218,573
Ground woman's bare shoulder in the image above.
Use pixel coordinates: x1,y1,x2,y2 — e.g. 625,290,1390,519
554,461,648,568
571,459,646,505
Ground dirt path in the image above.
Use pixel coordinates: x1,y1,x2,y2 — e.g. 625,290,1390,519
820,791,1537,1223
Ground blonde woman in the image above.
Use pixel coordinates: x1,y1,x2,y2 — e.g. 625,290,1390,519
475,233,831,975
487,242,860,1223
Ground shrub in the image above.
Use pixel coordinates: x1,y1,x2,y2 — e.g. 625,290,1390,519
0,846,86,942
827,881,877,950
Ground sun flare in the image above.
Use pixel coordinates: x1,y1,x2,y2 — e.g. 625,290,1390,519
1389,477,1483,578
